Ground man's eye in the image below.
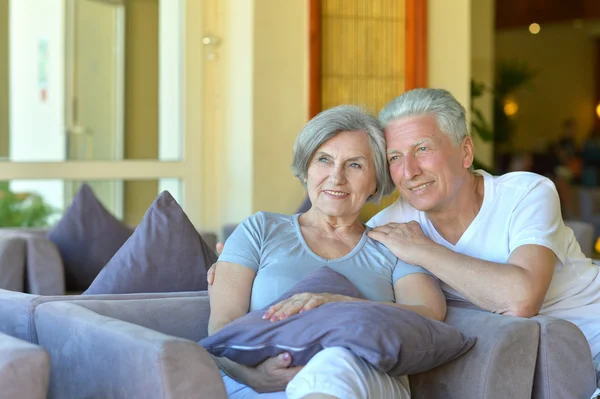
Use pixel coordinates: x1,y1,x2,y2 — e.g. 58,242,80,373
417,146,428,152
389,156,399,162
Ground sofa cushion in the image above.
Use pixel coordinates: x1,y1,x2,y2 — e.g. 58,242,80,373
201,266,476,376
84,191,216,295
47,184,133,291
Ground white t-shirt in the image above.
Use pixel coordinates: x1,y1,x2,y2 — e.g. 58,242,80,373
367,170,600,357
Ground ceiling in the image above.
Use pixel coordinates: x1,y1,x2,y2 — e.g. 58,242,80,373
496,0,600,30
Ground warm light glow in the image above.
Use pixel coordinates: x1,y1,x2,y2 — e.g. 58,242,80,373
529,23,541,34
504,100,519,117
596,104,600,120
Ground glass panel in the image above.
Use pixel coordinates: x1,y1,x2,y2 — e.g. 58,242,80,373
1,0,182,163
0,178,181,227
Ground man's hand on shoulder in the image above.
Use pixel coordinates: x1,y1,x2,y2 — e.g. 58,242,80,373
207,242,224,286
368,221,438,265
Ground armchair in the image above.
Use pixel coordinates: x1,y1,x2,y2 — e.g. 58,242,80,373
0,227,217,295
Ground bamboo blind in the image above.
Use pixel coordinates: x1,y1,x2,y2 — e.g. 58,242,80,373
320,0,406,220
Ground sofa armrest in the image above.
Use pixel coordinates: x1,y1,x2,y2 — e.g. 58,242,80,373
410,307,540,399
0,332,49,399
68,295,212,342
0,289,41,340
532,314,597,399
0,289,206,343
24,236,65,295
35,301,227,399
0,237,26,292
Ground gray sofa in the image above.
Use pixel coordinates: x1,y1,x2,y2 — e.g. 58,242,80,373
0,289,207,343
0,227,217,295
32,295,598,399
0,332,50,399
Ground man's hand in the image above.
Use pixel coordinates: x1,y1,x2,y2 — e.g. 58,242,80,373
207,242,224,286
367,221,437,265
248,353,303,393
263,293,344,321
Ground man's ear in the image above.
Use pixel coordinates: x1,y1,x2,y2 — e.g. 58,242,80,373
461,136,475,169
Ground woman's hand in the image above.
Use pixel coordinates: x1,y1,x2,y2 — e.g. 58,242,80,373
263,293,348,321
216,352,303,393
250,353,303,393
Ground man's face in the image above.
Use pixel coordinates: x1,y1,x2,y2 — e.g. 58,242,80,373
384,114,473,213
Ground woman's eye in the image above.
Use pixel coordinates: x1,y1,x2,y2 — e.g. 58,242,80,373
349,162,362,169
317,157,328,163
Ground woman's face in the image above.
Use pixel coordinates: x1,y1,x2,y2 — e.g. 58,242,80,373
306,130,377,219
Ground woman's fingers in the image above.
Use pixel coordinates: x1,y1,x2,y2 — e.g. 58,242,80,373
263,301,286,320
263,294,335,321
301,297,322,312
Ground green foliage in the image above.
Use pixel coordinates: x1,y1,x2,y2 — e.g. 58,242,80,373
470,60,538,163
493,61,537,146
0,185,56,227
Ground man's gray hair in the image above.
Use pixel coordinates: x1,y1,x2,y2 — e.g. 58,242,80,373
379,88,469,147
291,105,395,203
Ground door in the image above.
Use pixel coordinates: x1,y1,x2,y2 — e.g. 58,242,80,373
65,0,125,217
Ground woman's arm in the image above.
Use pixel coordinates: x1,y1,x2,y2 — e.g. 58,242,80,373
208,261,254,335
209,261,303,392
208,261,255,385
392,273,447,321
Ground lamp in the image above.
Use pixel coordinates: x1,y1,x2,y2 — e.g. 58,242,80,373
504,99,518,117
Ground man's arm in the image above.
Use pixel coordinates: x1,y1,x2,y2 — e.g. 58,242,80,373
368,223,556,317
412,243,555,317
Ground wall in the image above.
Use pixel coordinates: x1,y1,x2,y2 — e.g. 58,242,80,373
252,0,308,215
0,0,8,159
123,0,159,225
470,0,494,168
428,0,471,110
496,24,596,151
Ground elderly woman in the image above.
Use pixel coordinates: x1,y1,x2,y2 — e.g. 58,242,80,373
208,105,446,399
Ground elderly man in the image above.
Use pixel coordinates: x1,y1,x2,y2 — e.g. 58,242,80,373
367,88,600,395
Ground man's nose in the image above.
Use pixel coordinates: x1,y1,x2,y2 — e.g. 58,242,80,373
403,155,422,180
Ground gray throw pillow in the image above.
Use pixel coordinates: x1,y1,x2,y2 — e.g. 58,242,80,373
200,266,476,376
47,184,133,291
83,191,217,295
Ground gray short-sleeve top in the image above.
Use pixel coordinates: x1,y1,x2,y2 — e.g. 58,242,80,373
218,212,432,311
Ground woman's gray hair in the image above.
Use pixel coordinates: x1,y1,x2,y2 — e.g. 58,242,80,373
379,88,469,147
291,105,395,203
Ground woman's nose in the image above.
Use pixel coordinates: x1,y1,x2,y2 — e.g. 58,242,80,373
329,167,346,184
